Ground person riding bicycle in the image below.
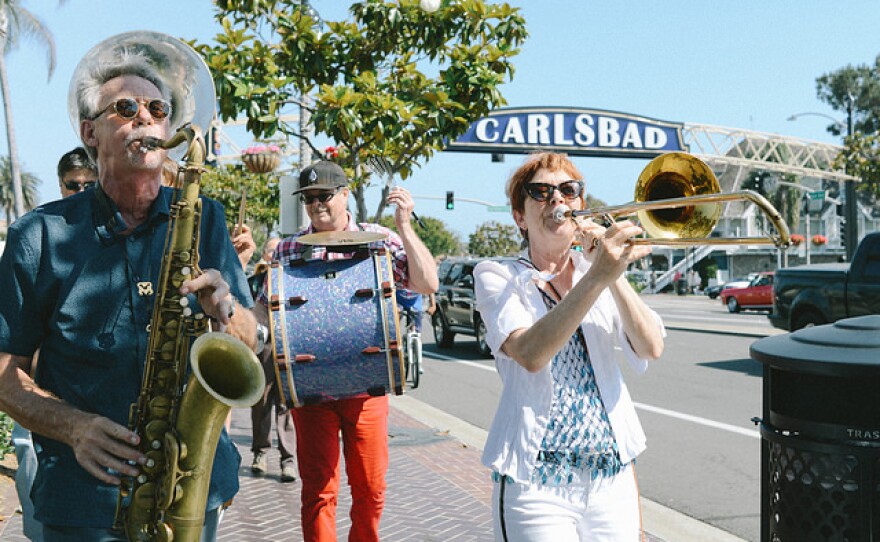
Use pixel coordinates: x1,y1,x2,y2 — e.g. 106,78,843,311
396,288,425,333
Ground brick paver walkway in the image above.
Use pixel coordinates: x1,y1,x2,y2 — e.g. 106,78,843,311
1,404,666,541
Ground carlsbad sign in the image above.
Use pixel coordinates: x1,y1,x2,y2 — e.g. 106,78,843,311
446,107,686,158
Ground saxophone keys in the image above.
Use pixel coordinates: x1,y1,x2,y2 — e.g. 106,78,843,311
143,451,164,473
144,420,169,443
179,295,193,317
155,522,174,542
148,396,172,420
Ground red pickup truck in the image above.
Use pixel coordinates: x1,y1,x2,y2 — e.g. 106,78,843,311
720,271,774,313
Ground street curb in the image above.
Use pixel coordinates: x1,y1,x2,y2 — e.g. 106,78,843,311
391,394,749,542
664,323,784,339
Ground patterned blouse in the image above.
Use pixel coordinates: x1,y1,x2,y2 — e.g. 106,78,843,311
532,288,623,486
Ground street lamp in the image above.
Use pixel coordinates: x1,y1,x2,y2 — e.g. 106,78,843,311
786,112,846,134
787,97,857,261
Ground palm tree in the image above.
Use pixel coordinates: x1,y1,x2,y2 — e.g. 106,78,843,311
0,1,62,221
0,154,38,220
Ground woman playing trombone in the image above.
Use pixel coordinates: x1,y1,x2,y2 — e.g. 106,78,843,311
474,152,665,541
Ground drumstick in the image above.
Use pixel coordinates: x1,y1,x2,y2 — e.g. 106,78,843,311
373,157,426,230
236,189,247,234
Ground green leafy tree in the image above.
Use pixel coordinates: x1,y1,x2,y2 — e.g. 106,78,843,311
0,155,39,220
468,220,519,257
194,0,527,222
0,1,64,220
816,55,880,136
584,194,607,211
817,57,880,205
201,163,281,266
378,213,462,258
742,170,802,234
834,133,880,205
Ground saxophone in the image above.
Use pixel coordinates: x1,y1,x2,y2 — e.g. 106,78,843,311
114,124,265,542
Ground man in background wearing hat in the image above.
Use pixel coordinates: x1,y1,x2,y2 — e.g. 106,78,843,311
0,39,257,541
254,160,438,542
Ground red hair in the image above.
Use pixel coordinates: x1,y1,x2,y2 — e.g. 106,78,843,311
506,152,584,218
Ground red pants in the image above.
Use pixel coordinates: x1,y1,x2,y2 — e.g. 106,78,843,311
292,395,389,542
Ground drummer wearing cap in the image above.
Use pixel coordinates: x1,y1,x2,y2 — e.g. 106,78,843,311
253,160,438,542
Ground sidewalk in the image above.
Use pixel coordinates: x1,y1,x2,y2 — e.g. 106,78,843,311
0,396,744,541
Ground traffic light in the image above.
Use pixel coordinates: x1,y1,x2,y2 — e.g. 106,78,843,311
446,191,454,210
839,217,847,254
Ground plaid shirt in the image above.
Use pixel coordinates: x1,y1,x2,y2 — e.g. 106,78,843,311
257,214,409,306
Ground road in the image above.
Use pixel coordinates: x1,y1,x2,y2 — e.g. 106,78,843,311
407,293,777,542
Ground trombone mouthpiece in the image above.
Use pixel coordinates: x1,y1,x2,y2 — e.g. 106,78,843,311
553,205,571,224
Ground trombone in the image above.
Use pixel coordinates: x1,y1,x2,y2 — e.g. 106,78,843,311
555,152,791,248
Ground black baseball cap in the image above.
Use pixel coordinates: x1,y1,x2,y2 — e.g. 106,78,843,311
293,161,348,194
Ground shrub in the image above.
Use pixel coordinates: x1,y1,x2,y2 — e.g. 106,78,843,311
0,411,15,459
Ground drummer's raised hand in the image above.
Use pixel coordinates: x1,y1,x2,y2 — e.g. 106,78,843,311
387,186,415,227
232,224,256,270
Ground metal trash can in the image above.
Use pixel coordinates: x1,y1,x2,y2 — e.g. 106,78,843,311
676,278,687,295
750,315,880,542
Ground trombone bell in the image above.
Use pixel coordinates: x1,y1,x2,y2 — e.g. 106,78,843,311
635,152,721,240
562,152,791,248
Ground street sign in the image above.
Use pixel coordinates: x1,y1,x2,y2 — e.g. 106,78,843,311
487,205,511,213
808,190,825,213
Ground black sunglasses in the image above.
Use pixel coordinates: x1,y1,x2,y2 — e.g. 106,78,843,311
300,188,341,205
523,180,584,202
63,180,96,192
91,98,172,121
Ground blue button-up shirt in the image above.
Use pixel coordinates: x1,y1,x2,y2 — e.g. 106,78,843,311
0,185,251,528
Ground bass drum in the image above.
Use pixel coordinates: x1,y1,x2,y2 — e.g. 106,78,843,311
267,248,404,407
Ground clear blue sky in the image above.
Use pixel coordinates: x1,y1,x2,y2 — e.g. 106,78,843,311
4,1,878,240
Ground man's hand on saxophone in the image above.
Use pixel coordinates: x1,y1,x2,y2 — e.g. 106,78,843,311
68,411,145,486
181,268,259,351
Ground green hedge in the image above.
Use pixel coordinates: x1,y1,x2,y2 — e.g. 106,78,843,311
0,411,15,459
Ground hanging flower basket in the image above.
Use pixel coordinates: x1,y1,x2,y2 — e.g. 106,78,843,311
811,234,827,246
242,145,281,174
790,234,804,246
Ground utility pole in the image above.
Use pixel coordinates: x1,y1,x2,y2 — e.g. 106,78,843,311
844,92,857,261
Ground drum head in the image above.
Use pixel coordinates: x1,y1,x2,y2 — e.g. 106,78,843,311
298,231,387,247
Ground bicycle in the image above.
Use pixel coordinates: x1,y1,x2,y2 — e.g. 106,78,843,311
399,306,422,389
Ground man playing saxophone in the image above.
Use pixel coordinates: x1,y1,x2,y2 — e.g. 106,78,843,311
0,37,257,541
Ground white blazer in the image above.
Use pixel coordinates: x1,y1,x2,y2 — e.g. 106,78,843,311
474,250,665,483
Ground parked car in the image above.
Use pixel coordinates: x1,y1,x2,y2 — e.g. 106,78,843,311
432,256,514,357
704,283,725,299
720,272,774,313
769,232,880,331
705,274,757,299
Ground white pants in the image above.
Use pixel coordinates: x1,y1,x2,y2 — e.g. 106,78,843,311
492,463,641,542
